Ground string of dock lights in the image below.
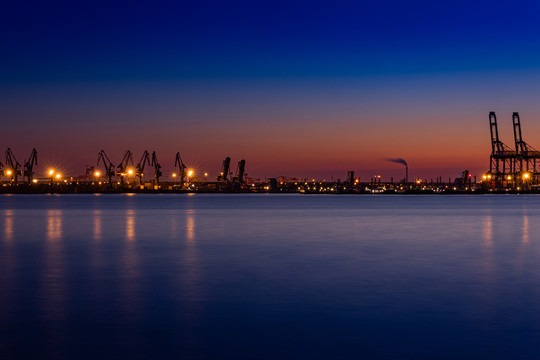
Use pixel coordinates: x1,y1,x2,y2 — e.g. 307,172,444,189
481,172,531,181
93,168,196,179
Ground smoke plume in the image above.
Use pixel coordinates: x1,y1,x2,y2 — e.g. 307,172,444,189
387,158,407,167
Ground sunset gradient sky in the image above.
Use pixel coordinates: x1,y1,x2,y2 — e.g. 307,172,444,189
2,1,540,181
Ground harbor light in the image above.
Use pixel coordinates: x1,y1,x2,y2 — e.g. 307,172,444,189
188,170,194,177
32,179,38,183
55,173,62,179
507,175,512,180
523,172,531,180
127,169,134,175
172,173,177,178
94,171,101,177
6,170,12,176
48,169,55,176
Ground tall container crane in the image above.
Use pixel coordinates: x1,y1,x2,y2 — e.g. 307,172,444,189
97,150,116,185
217,157,231,182
24,148,38,183
174,152,187,183
489,112,516,182
151,151,162,186
5,148,22,183
512,112,540,174
135,151,150,185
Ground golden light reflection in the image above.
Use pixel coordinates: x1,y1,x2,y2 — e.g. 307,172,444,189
4,209,14,242
126,209,135,241
483,214,493,248
186,211,195,243
121,208,140,317
43,209,66,325
47,210,63,241
180,210,201,326
93,210,102,240
522,215,529,244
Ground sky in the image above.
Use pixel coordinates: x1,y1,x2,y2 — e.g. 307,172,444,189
2,0,540,181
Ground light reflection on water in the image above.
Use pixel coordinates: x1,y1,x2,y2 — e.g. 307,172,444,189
4,209,14,242
42,210,66,354
522,214,529,244
0,194,540,359
121,209,141,319
93,209,102,241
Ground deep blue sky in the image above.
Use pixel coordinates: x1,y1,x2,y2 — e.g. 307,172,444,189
3,1,540,82
2,1,540,179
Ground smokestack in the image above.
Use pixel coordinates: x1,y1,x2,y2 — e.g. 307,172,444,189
387,158,408,184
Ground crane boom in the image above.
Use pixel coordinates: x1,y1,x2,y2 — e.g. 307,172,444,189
512,112,540,172
218,157,231,182
117,150,134,174
135,151,150,184
235,159,246,183
117,150,134,185
24,148,38,183
174,152,187,182
97,150,116,184
5,148,22,183
488,112,516,176
151,151,162,185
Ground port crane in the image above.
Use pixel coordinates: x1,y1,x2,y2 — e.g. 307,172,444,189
233,159,246,183
117,150,134,185
174,152,187,183
23,148,38,183
217,157,231,182
5,148,22,183
512,112,540,174
489,112,516,181
135,151,150,184
151,151,162,186
97,150,116,184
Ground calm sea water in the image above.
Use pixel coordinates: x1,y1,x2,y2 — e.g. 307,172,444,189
1,194,540,359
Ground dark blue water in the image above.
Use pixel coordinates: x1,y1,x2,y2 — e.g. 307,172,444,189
1,194,540,359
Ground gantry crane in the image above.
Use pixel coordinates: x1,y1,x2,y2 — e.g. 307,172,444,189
217,157,231,182
97,150,116,184
117,150,134,185
174,152,187,183
24,148,38,183
512,112,540,174
5,148,22,183
151,151,162,186
489,112,517,181
135,151,150,185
